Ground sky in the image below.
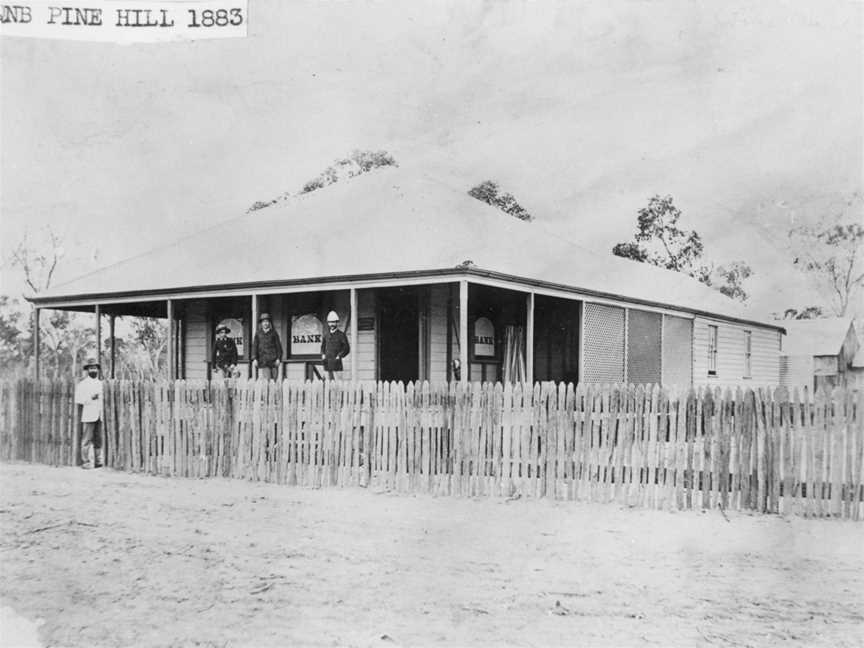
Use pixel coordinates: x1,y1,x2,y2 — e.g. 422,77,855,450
1,0,862,317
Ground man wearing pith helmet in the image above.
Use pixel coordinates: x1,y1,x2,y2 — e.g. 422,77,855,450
321,310,350,380
74,357,104,469
251,312,283,380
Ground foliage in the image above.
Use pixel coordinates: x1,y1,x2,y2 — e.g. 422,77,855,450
39,310,94,380
714,262,753,302
115,317,169,379
467,180,533,221
2,228,169,380
788,198,863,318
0,297,29,375
613,194,753,301
299,149,397,194
247,149,398,213
777,306,825,320
612,195,708,275
247,199,280,213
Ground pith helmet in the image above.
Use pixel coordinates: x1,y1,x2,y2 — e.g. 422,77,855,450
83,358,101,370
259,312,272,322
326,311,339,323
216,324,230,334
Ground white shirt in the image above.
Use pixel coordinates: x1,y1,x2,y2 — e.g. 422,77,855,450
75,376,103,423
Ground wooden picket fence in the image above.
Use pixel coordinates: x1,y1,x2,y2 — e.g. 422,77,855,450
1,379,862,519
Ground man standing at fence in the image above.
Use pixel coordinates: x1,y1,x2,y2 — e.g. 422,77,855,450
213,324,238,379
251,313,283,380
75,358,103,469
321,310,350,380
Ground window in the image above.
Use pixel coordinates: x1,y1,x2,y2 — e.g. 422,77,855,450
708,325,718,376
744,330,752,378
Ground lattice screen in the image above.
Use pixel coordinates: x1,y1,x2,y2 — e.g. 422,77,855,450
627,309,662,384
662,314,693,387
583,303,625,383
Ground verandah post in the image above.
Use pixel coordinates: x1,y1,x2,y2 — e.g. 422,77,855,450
95,304,102,371
109,314,116,379
459,280,468,384
350,288,358,382
250,294,259,380
166,299,175,380
525,292,534,384
33,308,41,380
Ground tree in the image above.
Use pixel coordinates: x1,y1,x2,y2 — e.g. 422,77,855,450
123,317,169,379
613,194,753,301
247,149,398,212
0,297,28,375
299,149,397,194
776,306,824,320
11,226,64,295
788,202,863,318
714,262,753,302
3,228,173,380
6,227,94,379
467,181,533,221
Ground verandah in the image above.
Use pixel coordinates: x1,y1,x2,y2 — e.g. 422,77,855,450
0,379,861,520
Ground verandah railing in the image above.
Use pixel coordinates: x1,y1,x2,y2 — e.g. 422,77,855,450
0,379,861,519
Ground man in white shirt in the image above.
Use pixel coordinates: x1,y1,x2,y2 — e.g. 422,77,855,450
75,358,103,469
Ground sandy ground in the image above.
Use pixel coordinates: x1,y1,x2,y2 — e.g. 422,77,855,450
0,463,862,648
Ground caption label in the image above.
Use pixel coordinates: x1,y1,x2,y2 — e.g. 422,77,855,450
1,1,247,42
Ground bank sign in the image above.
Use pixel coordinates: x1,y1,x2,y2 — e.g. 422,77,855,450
474,317,495,358
291,314,322,356
0,0,247,42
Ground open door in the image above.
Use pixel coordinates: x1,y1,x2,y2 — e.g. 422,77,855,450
377,287,419,383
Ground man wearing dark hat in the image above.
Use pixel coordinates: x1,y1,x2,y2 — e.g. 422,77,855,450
213,324,238,379
251,312,283,380
74,358,103,469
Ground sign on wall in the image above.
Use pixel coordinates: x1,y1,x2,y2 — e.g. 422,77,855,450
291,313,322,356
474,317,495,357
216,318,245,358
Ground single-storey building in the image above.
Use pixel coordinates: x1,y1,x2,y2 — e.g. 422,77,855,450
29,169,785,387
779,317,860,391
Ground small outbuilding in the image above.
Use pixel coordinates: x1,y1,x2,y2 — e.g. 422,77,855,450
29,169,784,387
779,317,860,392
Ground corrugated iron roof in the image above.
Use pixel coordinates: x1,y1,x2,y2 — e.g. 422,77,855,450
35,168,780,328
781,317,854,357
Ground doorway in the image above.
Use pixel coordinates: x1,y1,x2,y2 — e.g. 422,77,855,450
377,287,420,383
534,295,581,384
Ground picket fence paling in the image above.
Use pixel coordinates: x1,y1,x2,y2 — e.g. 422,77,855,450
0,378,861,519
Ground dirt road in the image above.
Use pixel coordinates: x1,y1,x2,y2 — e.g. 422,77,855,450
0,462,861,647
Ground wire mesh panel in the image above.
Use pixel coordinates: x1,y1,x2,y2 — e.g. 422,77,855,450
627,309,662,384
662,314,693,388
583,303,625,383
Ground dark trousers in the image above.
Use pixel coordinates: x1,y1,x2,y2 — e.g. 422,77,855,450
81,421,103,467
257,365,278,380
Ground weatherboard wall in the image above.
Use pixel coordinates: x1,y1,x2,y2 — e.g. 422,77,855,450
183,300,209,380
428,284,450,383
355,290,376,381
693,317,779,386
